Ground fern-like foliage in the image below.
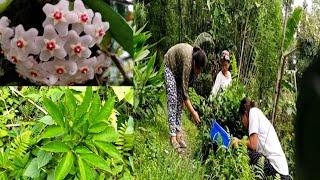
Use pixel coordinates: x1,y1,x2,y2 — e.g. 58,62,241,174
116,118,134,155
9,130,32,160
252,156,265,180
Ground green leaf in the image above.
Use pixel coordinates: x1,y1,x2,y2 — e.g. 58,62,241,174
37,150,52,169
92,126,118,142
89,93,101,123
124,88,134,106
0,129,8,138
23,158,40,178
94,141,122,161
65,89,77,118
78,156,87,180
0,0,13,14
75,87,93,120
75,146,92,154
43,97,64,127
125,117,134,135
39,115,54,125
40,126,65,139
80,153,111,172
42,141,70,153
88,122,108,133
54,151,74,180
111,86,132,102
94,97,115,124
83,0,133,56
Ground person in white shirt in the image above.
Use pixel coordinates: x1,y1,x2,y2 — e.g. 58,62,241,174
233,97,291,180
211,50,232,96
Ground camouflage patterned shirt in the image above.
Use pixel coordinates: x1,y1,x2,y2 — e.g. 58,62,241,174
164,43,194,100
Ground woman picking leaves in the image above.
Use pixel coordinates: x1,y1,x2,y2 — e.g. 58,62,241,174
164,43,207,152
233,97,291,180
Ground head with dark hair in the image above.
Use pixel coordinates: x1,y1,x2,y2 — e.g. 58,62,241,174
239,97,256,129
192,47,207,75
220,50,230,76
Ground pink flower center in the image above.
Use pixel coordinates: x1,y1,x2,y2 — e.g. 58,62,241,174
80,13,89,23
80,67,89,74
11,56,17,63
56,67,65,74
53,11,63,20
30,71,38,77
0,50,4,55
74,45,82,54
98,29,105,37
46,41,56,51
16,40,24,48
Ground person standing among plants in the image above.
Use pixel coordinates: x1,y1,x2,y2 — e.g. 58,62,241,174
211,50,232,96
233,97,291,179
164,43,207,152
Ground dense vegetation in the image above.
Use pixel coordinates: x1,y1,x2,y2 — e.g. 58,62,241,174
133,0,320,179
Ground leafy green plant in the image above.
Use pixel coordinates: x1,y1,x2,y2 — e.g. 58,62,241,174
0,86,134,179
133,26,165,120
203,144,254,180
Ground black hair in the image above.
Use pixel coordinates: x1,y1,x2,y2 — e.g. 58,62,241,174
239,97,256,116
192,47,207,69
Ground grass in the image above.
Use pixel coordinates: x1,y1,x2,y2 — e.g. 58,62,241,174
134,102,206,179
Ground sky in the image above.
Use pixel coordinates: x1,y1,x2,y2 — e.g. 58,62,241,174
294,0,313,11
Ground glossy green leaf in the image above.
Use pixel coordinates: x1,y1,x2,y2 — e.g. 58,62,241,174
39,115,54,125
40,126,65,139
23,158,40,178
94,97,115,124
37,150,52,169
80,153,111,172
78,156,92,180
0,0,13,14
88,122,108,134
89,93,101,123
43,97,64,127
42,141,69,153
83,0,133,56
94,141,122,160
75,146,92,154
65,89,77,118
54,151,74,180
92,126,118,142
75,87,93,120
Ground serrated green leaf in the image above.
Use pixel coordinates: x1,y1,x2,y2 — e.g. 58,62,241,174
40,126,65,139
54,151,74,180
37,150,52,169
88,122,108,133
42,141,69,153
75,87,93,120
80,153,111,172
92,126,118,142
65,89,77,118
75,146,92,154
94,97,115,124
94,141,122,161
39,115,54,125
89,93,101,123
23,158,40,178
43,97,64,127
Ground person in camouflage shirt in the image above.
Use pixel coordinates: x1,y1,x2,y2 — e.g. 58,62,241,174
164,43,207,152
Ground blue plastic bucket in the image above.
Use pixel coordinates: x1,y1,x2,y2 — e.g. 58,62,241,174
210,120,231,148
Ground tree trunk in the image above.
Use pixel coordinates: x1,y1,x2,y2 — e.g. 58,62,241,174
271,2,290,123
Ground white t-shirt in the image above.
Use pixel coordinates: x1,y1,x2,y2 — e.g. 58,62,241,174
249,107,289,175
211,71,232,96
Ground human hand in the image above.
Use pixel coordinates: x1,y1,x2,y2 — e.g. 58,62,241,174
232,137,240,148
192,110,201,125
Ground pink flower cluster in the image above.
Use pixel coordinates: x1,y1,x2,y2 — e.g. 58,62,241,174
0,0,111,85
